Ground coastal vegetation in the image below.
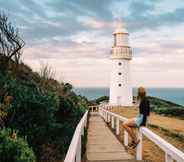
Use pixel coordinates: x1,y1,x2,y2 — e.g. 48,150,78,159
91,96,184,119
0,12,88,162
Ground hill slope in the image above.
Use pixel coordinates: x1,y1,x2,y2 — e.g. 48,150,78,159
0,55,89,162
91,95,184,119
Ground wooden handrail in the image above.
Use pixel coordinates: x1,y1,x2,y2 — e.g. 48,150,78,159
64,111,88,162
99,107,184,162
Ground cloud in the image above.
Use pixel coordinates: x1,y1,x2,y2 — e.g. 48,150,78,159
127,4,184,31
18,0,48,18
47,0,113,21
78,17,113,30
129,0,156,16
1,0,184,87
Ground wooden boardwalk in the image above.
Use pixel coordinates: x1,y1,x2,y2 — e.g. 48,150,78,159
86,113,137,162
64,108,184,162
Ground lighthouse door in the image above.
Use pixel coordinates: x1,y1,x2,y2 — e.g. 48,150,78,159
117,96,122,105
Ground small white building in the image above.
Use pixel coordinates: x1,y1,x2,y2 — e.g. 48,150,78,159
109,19,133,106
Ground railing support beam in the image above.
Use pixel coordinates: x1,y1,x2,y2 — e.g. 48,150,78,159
165,154,174,162
108,113,111,123
116,119,120,135
124,130,128,147
76,135,81,162
111,116,115,129
136,130,143,160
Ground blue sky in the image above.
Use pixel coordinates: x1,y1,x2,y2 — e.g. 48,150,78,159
1,0,184,87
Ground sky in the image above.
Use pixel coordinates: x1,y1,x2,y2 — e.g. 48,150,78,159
1,0,184,88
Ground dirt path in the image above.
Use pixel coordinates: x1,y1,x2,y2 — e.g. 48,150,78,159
112,107,184,162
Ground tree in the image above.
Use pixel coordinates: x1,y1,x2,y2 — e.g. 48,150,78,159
0,12,25,71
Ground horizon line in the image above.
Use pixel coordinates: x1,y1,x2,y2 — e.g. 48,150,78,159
74,86,184,89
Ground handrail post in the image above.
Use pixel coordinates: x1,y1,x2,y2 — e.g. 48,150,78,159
81,126,84,136
165,153,173,162
105,112,108,122
136,129,143,160
111,116,115,129
84,118,87,128
107,113,110,123
116,118,120,135
109,114,111,123
106,112,108,122
124,130,128,147
76,134,81,162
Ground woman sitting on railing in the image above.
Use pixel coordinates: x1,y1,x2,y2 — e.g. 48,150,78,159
122,87,150,148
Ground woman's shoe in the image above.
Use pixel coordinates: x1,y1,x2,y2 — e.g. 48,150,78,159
128,141,136,147
131,139,140,148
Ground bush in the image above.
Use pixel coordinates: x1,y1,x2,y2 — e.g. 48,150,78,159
147,96,184,119
0,74,87,161
154,107,184,119
0,128,36,162
1,77,62,160
0,12,88,162
91,96,109,105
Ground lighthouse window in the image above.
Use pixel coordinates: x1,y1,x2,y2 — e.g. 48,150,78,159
118,62,122,66
118,72,122,75
118,84,122,87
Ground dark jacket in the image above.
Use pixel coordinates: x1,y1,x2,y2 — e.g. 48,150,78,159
139,97,150,126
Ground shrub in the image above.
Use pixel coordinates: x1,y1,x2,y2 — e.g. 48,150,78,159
0,74,87,161
2,77,61,160
0,12,88,162
154,107,184,119
0,128,36,162
91,96,109,105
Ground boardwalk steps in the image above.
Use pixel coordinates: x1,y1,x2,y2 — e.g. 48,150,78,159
86,113,146,162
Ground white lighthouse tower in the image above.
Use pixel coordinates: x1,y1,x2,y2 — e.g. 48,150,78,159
109,19,133,106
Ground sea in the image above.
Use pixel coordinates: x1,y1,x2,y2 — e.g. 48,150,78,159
74,87,184,106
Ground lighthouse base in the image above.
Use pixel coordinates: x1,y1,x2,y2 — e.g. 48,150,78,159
109,94,133,107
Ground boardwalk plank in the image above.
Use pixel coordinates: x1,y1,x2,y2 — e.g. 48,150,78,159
86,114,134,162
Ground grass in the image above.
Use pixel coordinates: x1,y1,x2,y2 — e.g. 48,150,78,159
148,124,184,142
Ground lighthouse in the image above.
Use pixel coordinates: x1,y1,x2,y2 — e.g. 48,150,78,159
109,19,133,106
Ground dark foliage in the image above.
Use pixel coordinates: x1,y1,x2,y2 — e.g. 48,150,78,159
0,12,88,162
90,96,109,105
147,96,184,119
0,128,36,162
0,72,87,162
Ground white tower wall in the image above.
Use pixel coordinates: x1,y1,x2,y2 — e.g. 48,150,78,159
110,59,132,106
109,20,133,106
